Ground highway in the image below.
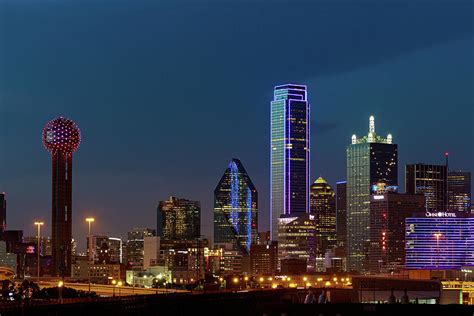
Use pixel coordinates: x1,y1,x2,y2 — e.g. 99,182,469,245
37,281,190,297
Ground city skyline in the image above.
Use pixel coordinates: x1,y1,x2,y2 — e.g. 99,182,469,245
0,0,473,247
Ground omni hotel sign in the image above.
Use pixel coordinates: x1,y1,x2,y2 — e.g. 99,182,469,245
425,211,457,218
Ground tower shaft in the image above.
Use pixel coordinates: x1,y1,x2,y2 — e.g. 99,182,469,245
51,151,73,277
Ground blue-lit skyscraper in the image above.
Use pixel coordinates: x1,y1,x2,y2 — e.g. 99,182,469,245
270,84,310,241
214,158,258,254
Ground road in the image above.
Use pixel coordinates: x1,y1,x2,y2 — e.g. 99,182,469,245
37,281,189,297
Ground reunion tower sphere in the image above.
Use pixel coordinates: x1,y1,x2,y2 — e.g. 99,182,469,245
42,117,81,154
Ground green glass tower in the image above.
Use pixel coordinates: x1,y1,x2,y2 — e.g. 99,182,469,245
346,116,398,273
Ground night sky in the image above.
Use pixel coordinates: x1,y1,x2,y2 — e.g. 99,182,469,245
0,0,472,249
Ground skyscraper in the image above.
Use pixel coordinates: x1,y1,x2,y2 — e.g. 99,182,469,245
406,216,474,270
126,228,156,267
310,177,336,256
369,192,425,274
42,117,81,277
277,213,316,272
0,193,6,237
157,196,201,240
406,163,447,212
346,116,397,273
336,181,347,254
448,171,471,213
270,84,310,241
214,158,258,254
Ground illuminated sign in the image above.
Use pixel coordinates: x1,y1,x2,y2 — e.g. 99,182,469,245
373,195,385,200
425,211,457,218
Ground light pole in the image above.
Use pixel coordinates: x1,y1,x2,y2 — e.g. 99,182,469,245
112,279,116,297
117,281,122,296
434,233,442,268
85,217,95,293
58,280,64,304
34,221,44,283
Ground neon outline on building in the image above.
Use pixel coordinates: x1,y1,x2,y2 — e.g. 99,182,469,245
270,84,310,241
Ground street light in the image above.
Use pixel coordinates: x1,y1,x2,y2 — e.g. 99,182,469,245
117,281,122,296
434,233,442,268
58,280,64,304
112,279,116,297
34,221,44,283
85,217,95,293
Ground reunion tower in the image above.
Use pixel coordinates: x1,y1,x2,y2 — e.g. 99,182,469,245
42,117,81,277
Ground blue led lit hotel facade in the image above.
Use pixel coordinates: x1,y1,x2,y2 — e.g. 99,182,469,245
346,116,397,272
406,215,474,270
270,84,310,241
214,159,258,254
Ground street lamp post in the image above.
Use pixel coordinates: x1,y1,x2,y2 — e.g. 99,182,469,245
434,233,442,268
112,279,116,297
34,221,44,283
117,281,122,296
85,217,95,293
58,280,64,304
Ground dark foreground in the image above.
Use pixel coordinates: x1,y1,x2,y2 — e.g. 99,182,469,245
0,290,472,316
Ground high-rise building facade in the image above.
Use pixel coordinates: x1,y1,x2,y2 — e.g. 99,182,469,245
406,163,447,212
270,84,310,241
310,177,336,256
88,235,123,264
214,159,258,254
448,171,471,213
336,181,347,253
250,241,278,277
277,213,316,272
126,228,156,267
42,117,81,277
346,116,397,272
0,193,6,237
369,193,425,274
157,196,200,240
406,215,474,270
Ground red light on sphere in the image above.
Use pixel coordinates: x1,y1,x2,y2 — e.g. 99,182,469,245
42,117,81,154
445,152,449,156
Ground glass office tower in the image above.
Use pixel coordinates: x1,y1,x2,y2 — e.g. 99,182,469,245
270,84,310,241
214,158,258,254
406,163,448,212
157,196,201,240
346,116,397,273
448,171,471,213
310,177,336,256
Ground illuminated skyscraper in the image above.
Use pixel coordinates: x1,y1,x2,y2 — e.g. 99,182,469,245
0,193,6,237
270,84,310,241
448,171,471,213
406,215,474,270
346,116,397,272
157,196,200,240
42,117,81,277
277,213,316,272
126,228,156,267
369,193,425,274
406,163,447,212
214,158,258,254
310,177,336,256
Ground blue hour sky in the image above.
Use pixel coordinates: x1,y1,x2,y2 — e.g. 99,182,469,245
0,0,472,248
